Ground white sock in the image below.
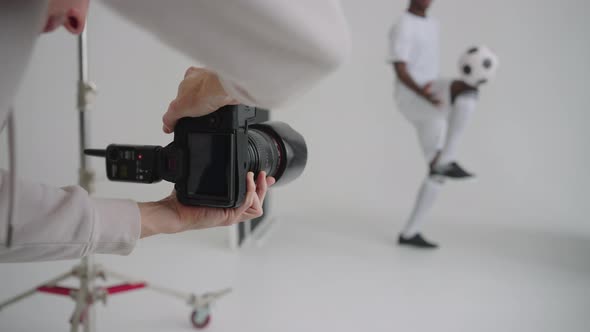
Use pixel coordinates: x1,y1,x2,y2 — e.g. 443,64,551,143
436,93,477,166
401,177,444,238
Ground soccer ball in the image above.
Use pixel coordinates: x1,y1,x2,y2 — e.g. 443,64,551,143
458,45,499,87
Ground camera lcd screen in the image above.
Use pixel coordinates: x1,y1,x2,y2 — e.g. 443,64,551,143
187,133,233,198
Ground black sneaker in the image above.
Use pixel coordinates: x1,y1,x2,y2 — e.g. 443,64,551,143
398,233,439,249
430,161,474,179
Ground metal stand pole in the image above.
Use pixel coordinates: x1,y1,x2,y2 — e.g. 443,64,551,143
73,27,97,332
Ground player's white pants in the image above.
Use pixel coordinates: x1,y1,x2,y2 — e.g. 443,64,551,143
396,80,450,163
395,80,476,237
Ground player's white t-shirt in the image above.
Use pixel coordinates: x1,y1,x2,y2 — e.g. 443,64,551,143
388,12,440,88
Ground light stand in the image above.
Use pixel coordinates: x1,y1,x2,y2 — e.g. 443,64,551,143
0,27,229,331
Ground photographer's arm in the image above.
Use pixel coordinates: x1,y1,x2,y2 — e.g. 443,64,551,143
0,171,273,262
100,0,351,108
0,170,140,262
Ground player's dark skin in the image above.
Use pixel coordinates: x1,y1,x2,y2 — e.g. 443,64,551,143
409,0,430,17
450,80,478,104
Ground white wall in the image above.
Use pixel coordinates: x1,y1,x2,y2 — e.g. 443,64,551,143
4,0,590,236
274,0,590,235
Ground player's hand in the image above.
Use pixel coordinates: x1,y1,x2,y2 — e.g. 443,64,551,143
138,172,275,238
162,66,239,134
420,82,442,107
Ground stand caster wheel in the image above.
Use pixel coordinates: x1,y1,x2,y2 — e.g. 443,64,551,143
190,310,211,329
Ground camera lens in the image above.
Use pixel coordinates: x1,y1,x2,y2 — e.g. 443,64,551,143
247,122,307,185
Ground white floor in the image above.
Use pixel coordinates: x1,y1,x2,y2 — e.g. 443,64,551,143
0,214,589,332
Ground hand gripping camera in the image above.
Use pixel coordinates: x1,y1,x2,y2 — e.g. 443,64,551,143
85,105,307,208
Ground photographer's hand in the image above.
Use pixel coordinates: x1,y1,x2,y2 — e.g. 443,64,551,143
162,66,239,134
138,172,275,238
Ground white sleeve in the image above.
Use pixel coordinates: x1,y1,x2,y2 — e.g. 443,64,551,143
388,19,412,63
99,0,351,108
0,170,141,262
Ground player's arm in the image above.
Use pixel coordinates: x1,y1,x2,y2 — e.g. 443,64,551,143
393,62,440,106
388,21,439,106
393,62,423,95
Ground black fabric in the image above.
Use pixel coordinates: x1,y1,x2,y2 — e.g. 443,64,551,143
398,233,439,249
430,161,474,179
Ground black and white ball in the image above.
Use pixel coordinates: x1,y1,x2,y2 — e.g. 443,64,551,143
458,45,499,87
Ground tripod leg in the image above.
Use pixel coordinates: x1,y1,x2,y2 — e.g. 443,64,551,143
102,269,190,302
0,270,74,311
102,268,231,309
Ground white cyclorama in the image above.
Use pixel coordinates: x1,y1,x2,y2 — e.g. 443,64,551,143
1,0,589,331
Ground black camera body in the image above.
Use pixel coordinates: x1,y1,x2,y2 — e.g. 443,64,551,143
97,105,306,208
173,104,257,207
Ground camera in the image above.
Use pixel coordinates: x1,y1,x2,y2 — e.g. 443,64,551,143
86,105,307,208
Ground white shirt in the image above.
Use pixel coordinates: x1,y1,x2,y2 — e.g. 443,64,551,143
388,12,440,87
0,0,350,262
